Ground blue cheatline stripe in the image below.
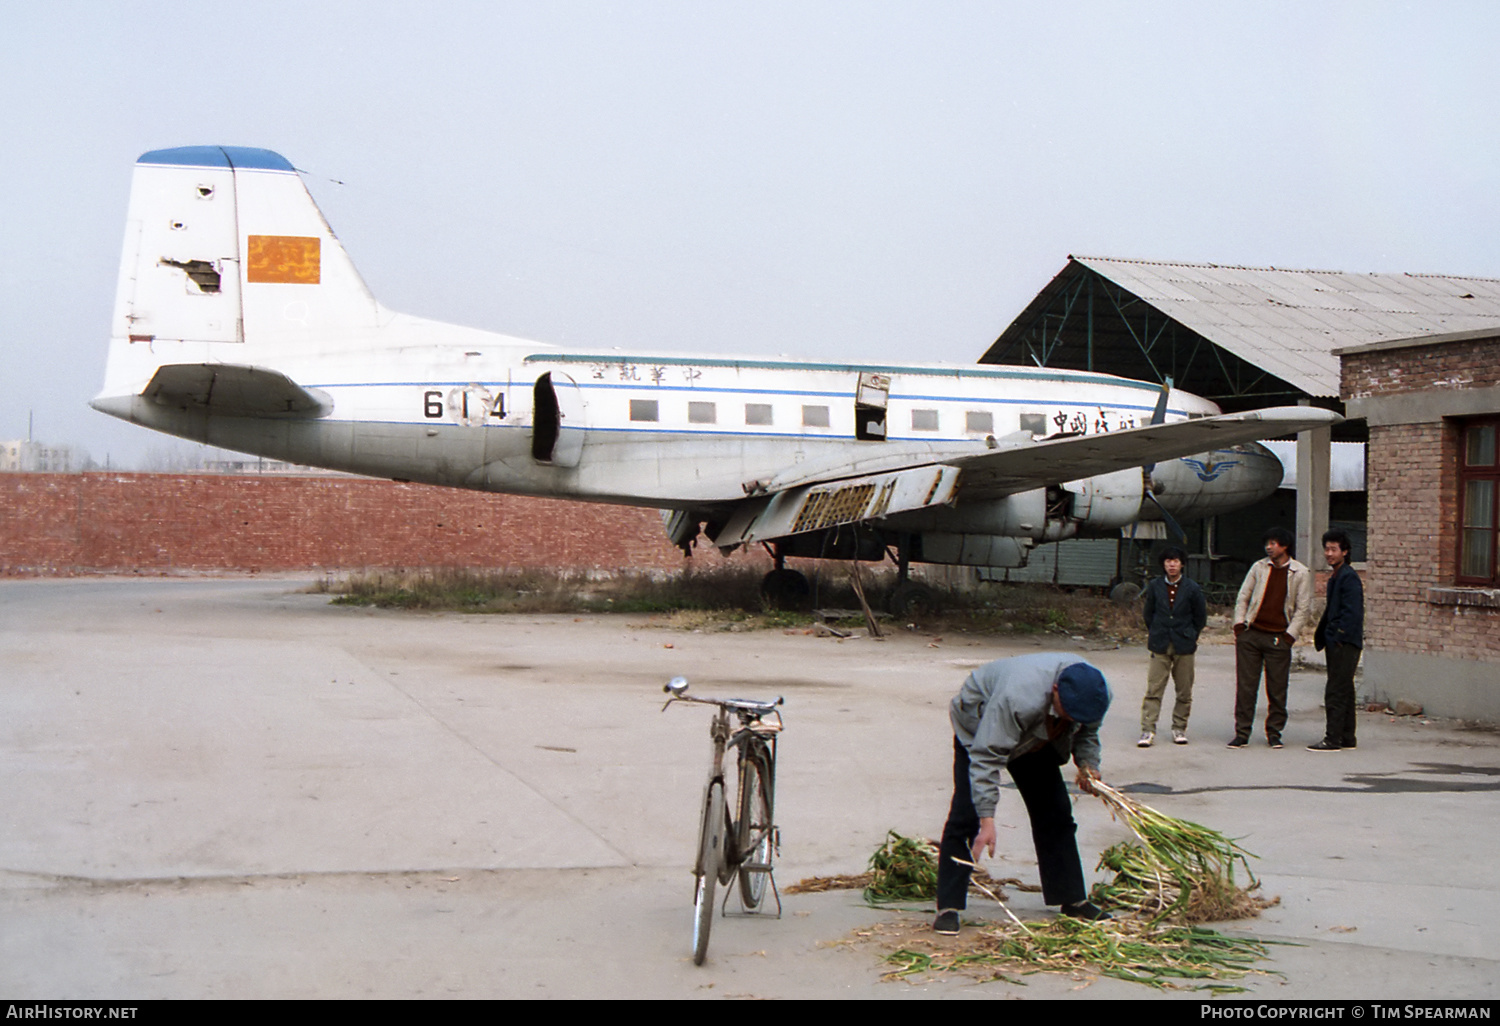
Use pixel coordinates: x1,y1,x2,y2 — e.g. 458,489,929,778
136,146,296,171
304,381,1186,418
522,351,1162,392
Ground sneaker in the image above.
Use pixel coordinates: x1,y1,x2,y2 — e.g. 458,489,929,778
933,910,961,935
1307,740,1342,752
1269,739,1284,749
1060,900,1112,922
1137,731,1155,748
1172,730,1188,745
1226,737,1248,749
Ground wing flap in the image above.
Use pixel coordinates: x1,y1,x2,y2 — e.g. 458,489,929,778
951,406,1342,499
717,464,961,548
143,363,332,418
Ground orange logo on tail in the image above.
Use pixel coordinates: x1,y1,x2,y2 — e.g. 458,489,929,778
247,235,321,283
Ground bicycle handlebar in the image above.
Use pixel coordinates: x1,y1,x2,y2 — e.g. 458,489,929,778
661,677,784,716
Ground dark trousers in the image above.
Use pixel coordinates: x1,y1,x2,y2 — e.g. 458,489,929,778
1234,627,1290,743
1323,643,1360,746
936,736,1086,910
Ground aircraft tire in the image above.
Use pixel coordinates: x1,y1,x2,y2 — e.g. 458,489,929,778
888,581,938,619
760,569,811,610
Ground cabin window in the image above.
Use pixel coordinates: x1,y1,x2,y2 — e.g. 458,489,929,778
1019,413,1047,435
802,405,830,428
745,403,773,426
630,399,659,422
688,401,716,424
965,411,994,434
911,409,939,431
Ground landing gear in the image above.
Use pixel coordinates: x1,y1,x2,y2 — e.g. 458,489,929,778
888,580,937,619
760,548,811,609
761,569,810,608
886,534,939,618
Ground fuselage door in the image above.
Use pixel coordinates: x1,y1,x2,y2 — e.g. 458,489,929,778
531,371,586,468
855,372,890,441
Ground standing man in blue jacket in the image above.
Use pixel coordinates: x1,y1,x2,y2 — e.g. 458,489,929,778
1309,529,1364,751
1138,545,1209,747
933,653,1112,935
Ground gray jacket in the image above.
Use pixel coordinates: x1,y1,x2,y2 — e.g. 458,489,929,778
949,653,1106,819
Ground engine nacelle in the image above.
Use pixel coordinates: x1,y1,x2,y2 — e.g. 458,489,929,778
883,467,1146,542
1057,467,1146,534
911,533,1032,568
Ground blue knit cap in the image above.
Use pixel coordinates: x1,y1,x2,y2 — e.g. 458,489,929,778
1056,663,1110,723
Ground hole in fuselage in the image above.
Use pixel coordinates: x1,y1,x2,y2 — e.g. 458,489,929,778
158,257,221,294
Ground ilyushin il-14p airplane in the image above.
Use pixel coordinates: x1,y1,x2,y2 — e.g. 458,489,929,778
92,146,1340,611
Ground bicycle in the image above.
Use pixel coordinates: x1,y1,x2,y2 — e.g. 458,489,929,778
662,676,783,965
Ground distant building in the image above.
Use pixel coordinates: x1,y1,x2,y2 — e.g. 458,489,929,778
0,440,86,473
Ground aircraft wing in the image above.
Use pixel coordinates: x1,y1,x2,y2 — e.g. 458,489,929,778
948,406,1342,500
715,406,1340,546
143,363,332,418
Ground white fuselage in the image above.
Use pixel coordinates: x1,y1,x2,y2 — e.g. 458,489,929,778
98,322,1232,512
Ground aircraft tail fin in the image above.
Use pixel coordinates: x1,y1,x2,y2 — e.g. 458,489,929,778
100,146,383,400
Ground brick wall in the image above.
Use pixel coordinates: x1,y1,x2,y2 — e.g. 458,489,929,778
0,473,691,576
1343,337,1500,399
1343,341,1500,666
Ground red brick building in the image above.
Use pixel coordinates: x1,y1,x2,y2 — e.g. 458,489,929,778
1338,329,1500,719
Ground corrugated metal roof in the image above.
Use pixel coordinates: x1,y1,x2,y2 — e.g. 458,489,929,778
1064,257,1500,397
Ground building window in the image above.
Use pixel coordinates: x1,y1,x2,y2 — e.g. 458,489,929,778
802,405,830,428
688,401,716,424
629,399,659,422
745,403,772,425
1459,418,1500,584
965,410,994,434
911,409,939,431
1019,413,1047,435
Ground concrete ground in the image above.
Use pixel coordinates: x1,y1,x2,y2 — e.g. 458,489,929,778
1,576,1496,1000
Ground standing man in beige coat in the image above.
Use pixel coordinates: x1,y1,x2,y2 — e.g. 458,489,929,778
1228,527,1314,749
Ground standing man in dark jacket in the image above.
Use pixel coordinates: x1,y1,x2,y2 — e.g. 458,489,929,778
1138,546,1208,747
1309,529,1364,751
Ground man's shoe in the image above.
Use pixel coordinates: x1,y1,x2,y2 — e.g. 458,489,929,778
1060,900,1112,922
1226,737,1248,749
933,910,961,935
1268,738,1284,749
1307,740,1342,752
1172,730,1188,745
1137,731,1155,748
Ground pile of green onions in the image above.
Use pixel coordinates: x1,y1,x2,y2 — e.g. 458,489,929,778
886,917,1278,992
1089,780,1268,922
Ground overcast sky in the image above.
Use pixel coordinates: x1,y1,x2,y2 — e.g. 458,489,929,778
3,1,1498,467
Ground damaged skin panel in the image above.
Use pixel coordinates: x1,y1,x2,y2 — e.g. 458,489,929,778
158,258,222,294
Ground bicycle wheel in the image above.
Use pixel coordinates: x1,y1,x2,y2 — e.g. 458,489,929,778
692,780,726,965
737,753,774,910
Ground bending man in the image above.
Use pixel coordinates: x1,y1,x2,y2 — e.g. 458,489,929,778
934,652,1112,934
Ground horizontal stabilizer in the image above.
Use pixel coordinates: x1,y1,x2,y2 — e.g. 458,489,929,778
953,406,1342,499
142,363,332,418
716,464,961,548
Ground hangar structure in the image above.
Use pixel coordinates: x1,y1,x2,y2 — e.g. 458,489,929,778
981,256,1500,582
